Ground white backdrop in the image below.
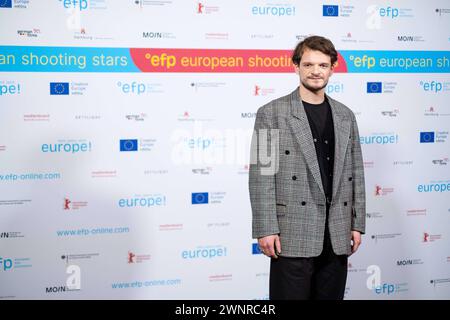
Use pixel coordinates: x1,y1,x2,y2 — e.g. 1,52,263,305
0,0,449,299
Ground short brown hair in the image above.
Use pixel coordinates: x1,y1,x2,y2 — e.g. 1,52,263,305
292,36,338,66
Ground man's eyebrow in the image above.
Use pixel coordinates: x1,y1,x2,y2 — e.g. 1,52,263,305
301,61,330,64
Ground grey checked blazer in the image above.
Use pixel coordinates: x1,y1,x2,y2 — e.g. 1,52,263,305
249,88,366,257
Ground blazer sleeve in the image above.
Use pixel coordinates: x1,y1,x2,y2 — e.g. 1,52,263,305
350,112,366,234
249,107,280,239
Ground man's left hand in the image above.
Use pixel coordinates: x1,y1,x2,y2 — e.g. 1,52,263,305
350,231,361,255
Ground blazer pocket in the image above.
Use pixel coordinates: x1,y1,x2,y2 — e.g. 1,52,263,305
276,203,287,216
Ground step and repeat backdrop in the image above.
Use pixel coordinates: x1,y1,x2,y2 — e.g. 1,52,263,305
1,0,449,299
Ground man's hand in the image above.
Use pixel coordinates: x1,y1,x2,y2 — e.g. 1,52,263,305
350,231,361,255
258,234,281,258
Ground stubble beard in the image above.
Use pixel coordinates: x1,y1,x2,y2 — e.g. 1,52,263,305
301,78,328,93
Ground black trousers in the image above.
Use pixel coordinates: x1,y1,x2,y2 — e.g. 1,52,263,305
269,225,348,300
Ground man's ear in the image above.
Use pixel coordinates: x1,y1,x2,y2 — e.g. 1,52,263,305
329,63,335,77
293,63,300,75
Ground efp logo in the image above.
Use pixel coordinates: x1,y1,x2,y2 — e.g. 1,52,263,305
0,256,32,271
420,132,435,143
192,192,208,204
50,82,69,95
367,82,382,93
0,257,13,271
379,6,399,18
120,139,138,152
420,81,443,93
116,81,164,95
323,5,338,16
374,283,396,295
58,0,89,11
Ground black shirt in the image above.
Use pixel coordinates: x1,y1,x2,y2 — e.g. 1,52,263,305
302,98,335,203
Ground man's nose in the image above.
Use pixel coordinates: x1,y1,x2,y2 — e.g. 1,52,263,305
311,65,321,74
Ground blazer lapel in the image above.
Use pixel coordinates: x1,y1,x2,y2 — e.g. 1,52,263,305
287,89,352,201
327,95,351,201
288,89,325,196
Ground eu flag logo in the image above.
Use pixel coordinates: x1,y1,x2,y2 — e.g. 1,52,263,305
252,243,262,255
192,192,209,204
50,82,69,95
323,5,338,16
420,132,435,143
0,0,12,8
120,139,138,151
367,82,382,93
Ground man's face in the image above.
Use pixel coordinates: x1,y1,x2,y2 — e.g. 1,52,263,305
295,49,334,93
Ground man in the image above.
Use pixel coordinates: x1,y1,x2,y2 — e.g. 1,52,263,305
249,36,366,300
